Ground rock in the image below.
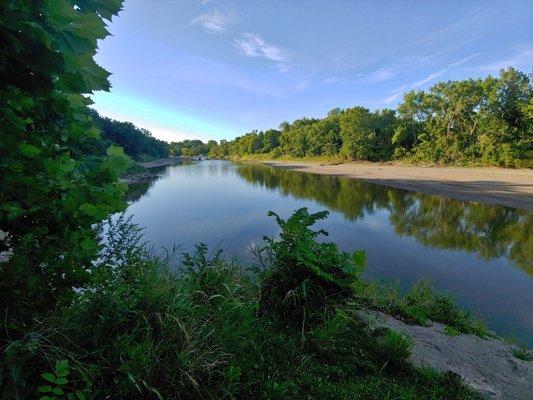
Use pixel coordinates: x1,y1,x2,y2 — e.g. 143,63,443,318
359,310,533,400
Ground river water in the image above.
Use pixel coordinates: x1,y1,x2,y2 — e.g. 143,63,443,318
124,160,533,346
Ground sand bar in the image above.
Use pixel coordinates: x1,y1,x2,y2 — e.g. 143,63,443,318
259,161,533,211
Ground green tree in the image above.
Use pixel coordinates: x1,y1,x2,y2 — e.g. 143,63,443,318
0,0,125,337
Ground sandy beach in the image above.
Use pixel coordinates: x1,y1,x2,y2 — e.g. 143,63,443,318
259,161,533,211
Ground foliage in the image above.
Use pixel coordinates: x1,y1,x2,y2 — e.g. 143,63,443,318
90,110,168,161
38,360,88,400
0,0,126,345
207,68,532,166
1,213,483,399
169,139,211,157
394,281,487,336
258,208,365,327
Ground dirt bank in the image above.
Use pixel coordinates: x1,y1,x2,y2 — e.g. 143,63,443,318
141,157,183,168
258,161,533,211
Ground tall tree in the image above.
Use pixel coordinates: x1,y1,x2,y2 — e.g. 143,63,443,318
0,0,125,337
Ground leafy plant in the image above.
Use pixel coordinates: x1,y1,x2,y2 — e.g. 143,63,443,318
0,0,126,343
258,208,365,328
38,360,87,400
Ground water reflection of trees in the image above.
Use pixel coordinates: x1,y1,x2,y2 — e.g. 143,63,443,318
125,179,158,203
236,164,532,275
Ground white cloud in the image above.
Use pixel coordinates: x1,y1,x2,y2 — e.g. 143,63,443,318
191,10,231,34
410,69,446,88
374,91,403,105
359,68,395,83
448,53,482,68
234,33,291,72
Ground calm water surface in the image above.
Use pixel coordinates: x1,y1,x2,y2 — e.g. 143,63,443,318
124,160,533,346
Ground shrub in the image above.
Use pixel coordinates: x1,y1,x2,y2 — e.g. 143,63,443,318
258,208,365,328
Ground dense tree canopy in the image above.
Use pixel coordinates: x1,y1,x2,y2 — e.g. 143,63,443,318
207,69,532,166
90,110,169,160
169,139,211,156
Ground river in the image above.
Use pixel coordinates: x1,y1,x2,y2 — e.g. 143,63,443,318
123,160,533,346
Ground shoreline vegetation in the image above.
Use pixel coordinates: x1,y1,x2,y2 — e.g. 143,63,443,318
6,210,533,399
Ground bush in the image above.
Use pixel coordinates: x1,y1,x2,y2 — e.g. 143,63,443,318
258,208,365,328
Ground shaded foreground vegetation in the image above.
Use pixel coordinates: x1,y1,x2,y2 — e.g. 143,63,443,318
2,210,486,399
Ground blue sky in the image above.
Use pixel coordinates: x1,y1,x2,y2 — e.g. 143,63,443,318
91,0,533,142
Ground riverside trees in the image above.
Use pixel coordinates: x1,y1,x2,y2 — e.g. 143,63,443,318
208,68,532,166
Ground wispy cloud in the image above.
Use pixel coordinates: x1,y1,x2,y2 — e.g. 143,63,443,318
323,76,346,85
359,68,395,83
410,69,446,88
470,47,533,73
382,92,403,104
191,10,231,34
234,33,291,72
448,53,482,68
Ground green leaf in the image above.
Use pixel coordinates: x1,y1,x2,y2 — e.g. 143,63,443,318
38,385,53,393
106,145,125,157
55,377,68,385
41,373,56,383
87,126,100,139
352,250,366,267
18,143,41,157
56,369,70,377
55,359,68,372
79,203,100,218
76,391,87,400
52,386,64,395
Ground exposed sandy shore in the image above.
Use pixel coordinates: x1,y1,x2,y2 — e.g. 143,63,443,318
141,157,183,168
259,161,533,211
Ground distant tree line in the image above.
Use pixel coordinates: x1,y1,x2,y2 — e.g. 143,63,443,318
90,110,169,161
168,139,216,157
207,68,532,166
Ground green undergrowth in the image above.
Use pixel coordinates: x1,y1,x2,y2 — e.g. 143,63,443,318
1,210,484,399
358,279,489,338
120,161,150,177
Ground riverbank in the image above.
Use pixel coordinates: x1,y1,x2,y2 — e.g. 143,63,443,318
254,160,533,211
140,156,184,168
121,157,189,184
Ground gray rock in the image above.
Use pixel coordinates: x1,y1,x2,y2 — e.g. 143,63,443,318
359,310,533,400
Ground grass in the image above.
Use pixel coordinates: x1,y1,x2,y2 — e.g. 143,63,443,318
512,347,533,361
1,209,486,399
358,279,489,338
